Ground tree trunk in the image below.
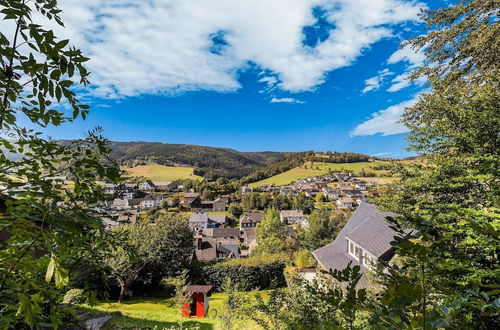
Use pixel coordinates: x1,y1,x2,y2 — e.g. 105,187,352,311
118,278,126,304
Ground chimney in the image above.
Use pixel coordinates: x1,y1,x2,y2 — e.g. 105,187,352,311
197,237,202,250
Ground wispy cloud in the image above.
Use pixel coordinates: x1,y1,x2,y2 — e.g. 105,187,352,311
270,97,305,104
350,96,418,136
362,68,393,93
386,44,427,92
44,0,426,99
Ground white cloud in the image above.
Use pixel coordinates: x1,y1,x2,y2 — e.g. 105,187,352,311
386,43,427,92
21,0,425,98
387,44,426,67
270,97,305,104
350,97,418,136
362,68,393,93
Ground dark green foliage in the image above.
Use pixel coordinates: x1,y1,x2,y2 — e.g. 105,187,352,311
105,215,194,303
195,258,287,291
103,141,290,179
0,0,121,327
297,209,346,251
372,1,500,328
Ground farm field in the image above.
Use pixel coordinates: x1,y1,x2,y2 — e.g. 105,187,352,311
122,164,203,181
307,161,391,176
249,167,327,187
250,161,395,187
87,291,271,329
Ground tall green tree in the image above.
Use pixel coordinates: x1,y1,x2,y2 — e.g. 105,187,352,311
297,209,345,251
375,0,499,328
0,0,120,327
254,209,286,256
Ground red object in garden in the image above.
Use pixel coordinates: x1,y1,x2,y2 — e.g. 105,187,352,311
182,285,213,318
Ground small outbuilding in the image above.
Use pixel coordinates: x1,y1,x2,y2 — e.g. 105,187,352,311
182,285,214,318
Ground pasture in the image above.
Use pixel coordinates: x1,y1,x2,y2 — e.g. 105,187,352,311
122,164,203,181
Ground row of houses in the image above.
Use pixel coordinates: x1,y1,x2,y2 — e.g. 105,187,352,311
103,181,179,199
191,211,303,262
107,194,164,211
183,193,228,212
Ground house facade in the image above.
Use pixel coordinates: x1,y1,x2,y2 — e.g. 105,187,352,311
280,210,307,225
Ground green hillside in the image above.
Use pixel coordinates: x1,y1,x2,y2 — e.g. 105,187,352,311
250,161,393,187
123,164,203,181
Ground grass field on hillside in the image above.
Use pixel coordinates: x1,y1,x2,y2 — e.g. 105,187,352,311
123,164,203,181
250,161,393,187
86,291,271,329
249,167,327,187
306,161,390,175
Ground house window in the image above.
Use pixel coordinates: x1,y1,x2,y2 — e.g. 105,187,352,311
348,240,360,260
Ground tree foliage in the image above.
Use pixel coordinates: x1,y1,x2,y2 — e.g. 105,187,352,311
373,0,500,328
0,0,120,327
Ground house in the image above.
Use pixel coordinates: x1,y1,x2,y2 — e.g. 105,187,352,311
203,227,240,240
241,186,253,195
117,212,138,224
240,228,257,245
354,181,367,190
280,210,307,224
312,202,404,289
139,180,156,190
110,198,130,210
104,183,138,199
189,213,228,230
336,198,355,209
184,192,202,211
219,195,231,204
153,181,178,191
200,198,226,212
139,195,163,209
194,235,240,261
322,186,340,200
182,285,213,318
239,212,264,229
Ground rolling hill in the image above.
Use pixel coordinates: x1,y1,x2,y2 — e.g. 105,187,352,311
107,141,290,179
122,164,204,181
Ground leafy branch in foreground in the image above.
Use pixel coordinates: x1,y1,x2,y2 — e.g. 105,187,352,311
0,0,121,328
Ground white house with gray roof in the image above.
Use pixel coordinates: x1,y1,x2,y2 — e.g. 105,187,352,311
312,202,404,288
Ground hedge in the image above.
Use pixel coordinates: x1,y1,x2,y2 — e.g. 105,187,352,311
197,260,286,291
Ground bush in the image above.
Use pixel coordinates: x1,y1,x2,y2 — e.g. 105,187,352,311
63,289,88,305
196,256,288,291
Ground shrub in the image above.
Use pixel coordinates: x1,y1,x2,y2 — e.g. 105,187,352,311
197,256,288,291
63,289,88,305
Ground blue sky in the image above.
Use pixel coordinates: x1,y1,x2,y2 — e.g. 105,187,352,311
35,0,450,157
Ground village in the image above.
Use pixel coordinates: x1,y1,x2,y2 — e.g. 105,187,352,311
97,169,381,263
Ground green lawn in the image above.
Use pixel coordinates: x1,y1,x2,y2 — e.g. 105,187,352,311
122,164,203,181
249,161,394,187
85,291,270,329
249,167,327,187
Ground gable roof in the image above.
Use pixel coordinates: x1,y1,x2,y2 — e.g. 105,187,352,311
203,227,240,238
312,202,397,288
280,210,304,218
239,212,264,224
346,215,399,258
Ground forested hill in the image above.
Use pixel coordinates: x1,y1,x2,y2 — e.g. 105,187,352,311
105,141,291,179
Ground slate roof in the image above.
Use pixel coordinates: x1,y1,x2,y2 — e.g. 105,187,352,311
218,244,240,258
346,216,398,258
280,210,304,218
203,228,240,238
312,202,397,288
239,212,264,224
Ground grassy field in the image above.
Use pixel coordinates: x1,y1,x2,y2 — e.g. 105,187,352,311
250,161,393,187
122,164,203,181
249,167,327,187
87,291,270,329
